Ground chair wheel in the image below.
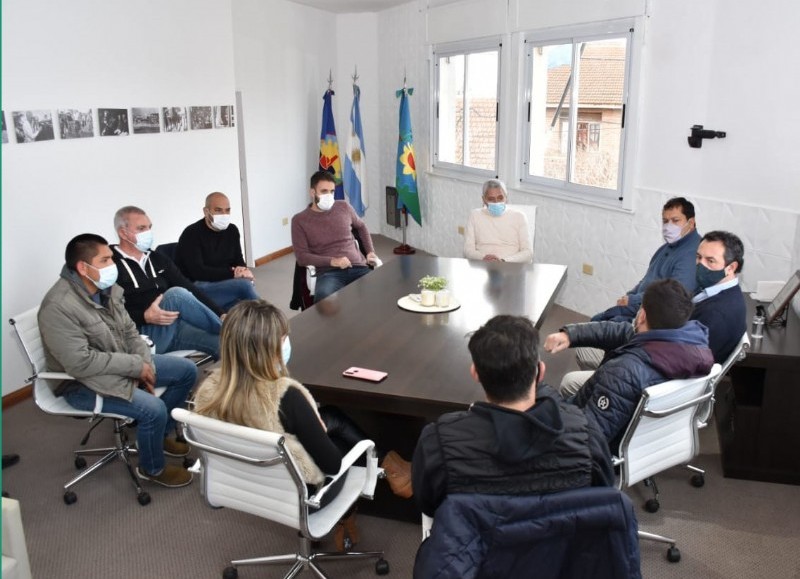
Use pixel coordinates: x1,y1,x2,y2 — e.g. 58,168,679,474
690,473,705,487
222,566,238,579
74,456,87,469
375,558,390,575
137,492,151,506
644,498,660,513
667,546,681,562
63,491,77,505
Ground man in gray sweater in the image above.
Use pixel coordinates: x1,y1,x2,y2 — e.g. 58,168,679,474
38,234,197,488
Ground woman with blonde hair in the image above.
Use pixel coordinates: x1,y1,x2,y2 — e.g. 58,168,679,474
194,299,409,550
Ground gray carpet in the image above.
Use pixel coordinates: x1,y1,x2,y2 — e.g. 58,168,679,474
3,235,800,578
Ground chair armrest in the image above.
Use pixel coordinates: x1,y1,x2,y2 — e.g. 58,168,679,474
642,391,713,418
39,371,73,381
308,439,375,508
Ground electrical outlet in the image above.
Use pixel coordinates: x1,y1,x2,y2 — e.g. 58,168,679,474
282,217,289,226
457,226,465,235
582,263,594,276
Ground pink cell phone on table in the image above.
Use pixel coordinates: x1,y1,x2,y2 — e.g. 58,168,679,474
342,367,388,383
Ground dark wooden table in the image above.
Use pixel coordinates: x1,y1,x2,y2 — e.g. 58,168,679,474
288,255,567,421
715,295,800,485
287,255,566,519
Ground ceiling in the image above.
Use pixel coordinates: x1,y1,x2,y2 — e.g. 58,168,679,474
286,0,412,13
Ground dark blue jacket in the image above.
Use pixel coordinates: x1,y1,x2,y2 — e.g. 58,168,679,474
567,320,714,449
691,284,747,362
413,487,642,579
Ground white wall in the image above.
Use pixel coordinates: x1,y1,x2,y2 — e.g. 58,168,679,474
231,0,337,258
375,0,800,317
1,0,240,395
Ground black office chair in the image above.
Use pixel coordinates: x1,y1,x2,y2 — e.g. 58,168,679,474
154,242,179,262
415,487,641,579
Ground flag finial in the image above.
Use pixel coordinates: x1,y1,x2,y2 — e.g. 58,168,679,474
352,66,359,85
327,69,334,92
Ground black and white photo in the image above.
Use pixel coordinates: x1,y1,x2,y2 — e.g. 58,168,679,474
98,108,129,136
163,107,188,132
214,105,235,128
12,110,55,143
132,107,160,134
58,109,94,139
190,106,212,130
2,111,8,144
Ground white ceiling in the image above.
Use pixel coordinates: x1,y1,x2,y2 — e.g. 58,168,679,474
286,0,411,13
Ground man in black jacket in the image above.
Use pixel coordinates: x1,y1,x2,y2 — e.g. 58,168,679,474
412,315,614,518
174,192,259,311
111,206,222,360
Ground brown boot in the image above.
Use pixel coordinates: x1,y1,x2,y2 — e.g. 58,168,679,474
381,450,413,499
333,512,359,551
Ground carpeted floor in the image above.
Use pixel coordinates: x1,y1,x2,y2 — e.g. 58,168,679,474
3,235,799,578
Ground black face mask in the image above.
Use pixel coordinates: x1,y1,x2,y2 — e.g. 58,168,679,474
696,263,727,290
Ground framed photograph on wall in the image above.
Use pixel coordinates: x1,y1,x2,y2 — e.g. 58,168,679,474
214,105,235,128
190,106,213,130
58,109,94,139
12,110,55,143
163,107,188,132
132,107,160,134
2,111,8,143
98,108,129,136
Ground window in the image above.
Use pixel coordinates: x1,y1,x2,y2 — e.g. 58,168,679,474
433,40,501,175
522,24,634,201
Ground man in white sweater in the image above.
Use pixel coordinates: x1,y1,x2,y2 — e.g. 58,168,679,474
464,179,533,263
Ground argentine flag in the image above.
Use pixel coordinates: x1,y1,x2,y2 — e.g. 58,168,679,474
344,84,368,216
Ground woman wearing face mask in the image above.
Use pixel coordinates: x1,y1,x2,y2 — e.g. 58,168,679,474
193,299,410,550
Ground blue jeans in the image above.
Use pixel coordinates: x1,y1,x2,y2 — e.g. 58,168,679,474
61,354,197,475
195,279,259,311
314,266,371,303
140,287,221,359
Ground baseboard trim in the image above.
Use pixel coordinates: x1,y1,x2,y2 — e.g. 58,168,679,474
255,246,293,267
3,384,32,410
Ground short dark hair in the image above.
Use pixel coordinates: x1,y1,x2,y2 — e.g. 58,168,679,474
642,279,693,330
701,230,744,274
467,315,540,404
663,197,695,220
310,170,336,189
65,234,109,271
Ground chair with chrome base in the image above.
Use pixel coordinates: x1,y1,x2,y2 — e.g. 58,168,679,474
9,306,166,506
172,408,389,579
614,363,722,562
686,332,750,487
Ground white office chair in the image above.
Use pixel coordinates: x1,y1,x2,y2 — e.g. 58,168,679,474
614,363,722,562
2,498,32,579
9,306,168,506
686,333,750,487
171,408,389,579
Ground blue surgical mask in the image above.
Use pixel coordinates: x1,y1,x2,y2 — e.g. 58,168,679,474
696,263,726,290
134,230,153,252
487,202,506,217
281,336,292,367
84,262,118,290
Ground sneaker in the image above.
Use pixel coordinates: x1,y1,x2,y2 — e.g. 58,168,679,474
163,437,190,457
137,465,193,488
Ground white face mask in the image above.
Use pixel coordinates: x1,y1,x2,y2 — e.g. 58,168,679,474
210,214,231,231
662,222,683,244
282,336,292,367
134,230,153,252
316,193,335,211
84,262,119,290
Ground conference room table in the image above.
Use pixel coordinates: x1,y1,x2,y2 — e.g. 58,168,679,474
287,254,567,518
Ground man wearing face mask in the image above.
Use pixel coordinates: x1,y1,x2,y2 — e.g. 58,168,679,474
291,170,380,302
544,279,714,448
111,205,223,360
691,231,746,362
174,192,259,311
38,234,197,488
464,179,533,263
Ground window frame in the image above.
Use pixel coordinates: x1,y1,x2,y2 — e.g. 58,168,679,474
519,20,638,205
432,37,503,178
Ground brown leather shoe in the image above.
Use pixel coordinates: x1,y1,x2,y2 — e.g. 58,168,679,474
163,437,190,457
381,450,413,499
136,465,193,488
